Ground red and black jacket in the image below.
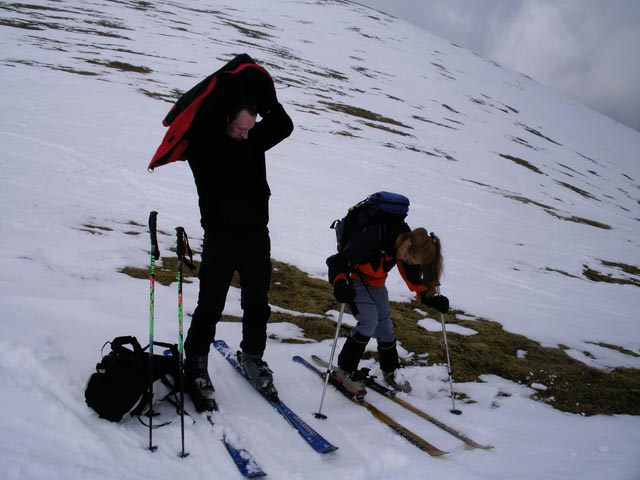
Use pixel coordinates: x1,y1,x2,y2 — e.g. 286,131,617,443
148,53,279,171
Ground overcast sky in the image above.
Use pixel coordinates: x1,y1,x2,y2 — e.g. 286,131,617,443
355,0,640,133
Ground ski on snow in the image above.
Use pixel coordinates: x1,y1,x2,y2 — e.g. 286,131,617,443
213,340,338,454
205,414,267,478
292,355,448,457
311,355,493,450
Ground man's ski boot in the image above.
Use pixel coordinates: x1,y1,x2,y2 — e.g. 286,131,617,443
237,351,278,400
383,369,412,393
185,355,217,412
332,367,367,400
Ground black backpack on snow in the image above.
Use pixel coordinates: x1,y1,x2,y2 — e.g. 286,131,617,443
84,336,179,422
331,191,410,251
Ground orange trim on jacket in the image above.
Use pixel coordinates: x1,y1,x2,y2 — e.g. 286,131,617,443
351,256,389,288
351,253,426,296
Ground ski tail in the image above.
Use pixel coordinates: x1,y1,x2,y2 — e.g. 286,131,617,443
223,442,266,478
204,410,266,476
219,429,266,477
293,355,448,457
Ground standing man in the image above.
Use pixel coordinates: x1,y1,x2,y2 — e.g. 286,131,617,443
183,56,293,411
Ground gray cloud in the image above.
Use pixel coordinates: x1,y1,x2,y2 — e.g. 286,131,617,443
356,0,640,132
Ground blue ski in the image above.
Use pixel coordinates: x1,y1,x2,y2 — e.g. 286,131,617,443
213,340,338,454
206,415,266,477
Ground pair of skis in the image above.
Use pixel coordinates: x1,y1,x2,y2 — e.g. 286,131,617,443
294,355,493,456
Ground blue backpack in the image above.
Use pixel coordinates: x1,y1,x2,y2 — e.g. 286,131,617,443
331,191,410,251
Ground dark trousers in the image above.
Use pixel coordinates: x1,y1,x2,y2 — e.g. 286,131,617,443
185,229,272,358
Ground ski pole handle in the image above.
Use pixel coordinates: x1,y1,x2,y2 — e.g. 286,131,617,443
175,226,185,259
175,226,196,270
149,211,160,260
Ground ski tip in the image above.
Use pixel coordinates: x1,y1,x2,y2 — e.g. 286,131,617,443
430,449,449,457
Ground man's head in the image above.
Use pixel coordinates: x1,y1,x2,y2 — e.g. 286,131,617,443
225,94,258,142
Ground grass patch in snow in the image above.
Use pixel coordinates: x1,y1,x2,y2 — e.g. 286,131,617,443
555,181,598,200
222,20,273,40
394,311,640,416
361,121,413,137
320,101,412,129
85,59,153,74
120,253,640,415
78,223,113,235
477,187,611,230
586,342,640,358
583,261,640,287
120,255,197,286
499,153,544,174
517,123,562,146
545,211,612,230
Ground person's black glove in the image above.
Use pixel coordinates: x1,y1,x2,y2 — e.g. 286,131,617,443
333,279,356,303
421,293,450,314
251,72,277,115
258,92,278,116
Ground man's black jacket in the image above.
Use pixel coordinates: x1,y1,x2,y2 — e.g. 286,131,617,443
187,103,293,233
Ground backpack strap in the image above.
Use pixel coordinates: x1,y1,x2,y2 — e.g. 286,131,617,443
110,336,144,355
150,341,179,357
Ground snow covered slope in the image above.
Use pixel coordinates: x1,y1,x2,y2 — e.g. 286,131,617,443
1,1,639,479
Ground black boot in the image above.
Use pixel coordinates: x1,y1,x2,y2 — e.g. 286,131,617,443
378,339,411,393
185,355,217,412
338,331,370,372
335,332,369,397
377,339,400,372
237,351,278,400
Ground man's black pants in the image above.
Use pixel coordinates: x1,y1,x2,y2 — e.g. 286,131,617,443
185,228,272,357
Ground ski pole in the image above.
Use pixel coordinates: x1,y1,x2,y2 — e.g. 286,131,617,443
437,285,461,415
147,211,160,452
175,227,191,458
314,303,345,419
